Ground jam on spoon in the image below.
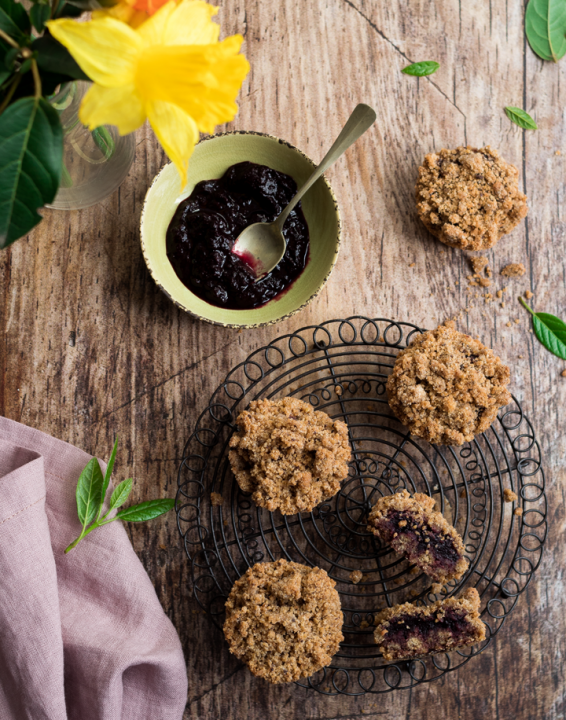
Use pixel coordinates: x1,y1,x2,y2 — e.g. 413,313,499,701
165,161,310,310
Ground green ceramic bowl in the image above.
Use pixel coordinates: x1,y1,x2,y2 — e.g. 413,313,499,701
140,131,341,328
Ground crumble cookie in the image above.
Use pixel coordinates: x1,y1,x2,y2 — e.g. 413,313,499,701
367,490,468,583
223,559,343,683
374,588,486,661
500,262,526,277
386,323,511,445
416,146,528,250
228,397,351,514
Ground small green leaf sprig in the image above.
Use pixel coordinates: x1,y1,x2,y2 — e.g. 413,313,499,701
505,106,538,130
65,438,175,553
401,61,440,77
520,298,566,359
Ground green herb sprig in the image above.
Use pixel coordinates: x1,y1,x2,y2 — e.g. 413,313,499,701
401,61,440,77
525,0,566,62
505,106,538,130
520,298,566,360
65,438,175,553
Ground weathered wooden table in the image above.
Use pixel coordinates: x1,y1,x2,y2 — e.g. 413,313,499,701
1,1,564,717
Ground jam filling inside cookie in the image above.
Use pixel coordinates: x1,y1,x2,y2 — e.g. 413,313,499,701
381,608,473,648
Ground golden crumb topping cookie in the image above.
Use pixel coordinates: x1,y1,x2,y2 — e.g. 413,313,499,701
416,146,527,251
223,559,343,683
386,324,511,445
228,397,351,514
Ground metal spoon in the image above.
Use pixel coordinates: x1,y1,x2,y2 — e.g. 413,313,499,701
231,103,377,280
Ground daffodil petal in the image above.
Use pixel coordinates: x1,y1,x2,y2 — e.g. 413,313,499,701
80,84,146,135
137,36,249,132
146,100,199,187
47,17,143,86
138,0,218,46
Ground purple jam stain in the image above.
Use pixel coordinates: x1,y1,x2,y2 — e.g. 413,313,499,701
383,608,472,648
166,161,310,310
379,510,461,569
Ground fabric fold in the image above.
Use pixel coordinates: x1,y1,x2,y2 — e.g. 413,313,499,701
0,417,188,720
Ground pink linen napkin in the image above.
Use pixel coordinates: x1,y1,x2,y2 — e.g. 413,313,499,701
0,416,188,720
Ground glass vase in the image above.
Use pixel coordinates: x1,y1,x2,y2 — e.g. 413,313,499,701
47,82,136,210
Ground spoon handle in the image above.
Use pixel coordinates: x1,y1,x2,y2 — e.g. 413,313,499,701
275,103,377,231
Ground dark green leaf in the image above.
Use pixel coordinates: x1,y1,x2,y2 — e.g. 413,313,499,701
4,47,18,71
61,0,115,9
505,106,538,129
0,0,30,41
0,97,63,248
54,2,84,18
75,457,104,526
38,68,75,96
101,436,118,503
115,498,175,523
32,35,90,81
0,68,10,85
402,61,440,77
110,478,133,510
525,0,566,62
92,126,115,160
520,299,566,359
30,3,51,32
18,56,32,74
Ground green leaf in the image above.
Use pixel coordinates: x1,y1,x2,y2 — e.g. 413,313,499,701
32,35,90,81
92,126,115,160
30,3,51,32
75,457,104,526
0,0,30,41
4,47,18,71
402,61,440,77
520,298,566,359
100,436,118,506
525,0,566,62
0,97,63,248
53,2,83,18
115,498,175,523
110,478,133,510
504,106,538,130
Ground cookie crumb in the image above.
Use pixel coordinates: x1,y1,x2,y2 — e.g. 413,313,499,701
409,262,416,268
501,263,526,278
470,256,489,274
514,318,520,324
556,150,561,156
561,370,566,377
503,488,518,503
478,277,491,287
525,290,533,299
350,569,363,584
514,507,523,517
210,492,224,506
506,321,512,327
496,290,503,299
431,583,443,594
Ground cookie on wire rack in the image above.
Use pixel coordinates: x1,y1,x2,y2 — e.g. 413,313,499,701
367,490,468,583
223,559,344,683
374,588,486,661
228,397,351,514
386,323,511,445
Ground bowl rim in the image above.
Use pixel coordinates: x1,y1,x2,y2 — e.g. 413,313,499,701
140,130,342,329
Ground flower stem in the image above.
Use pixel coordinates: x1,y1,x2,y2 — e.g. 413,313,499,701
31,59,42,99
0,28,18,49
0,74,21,115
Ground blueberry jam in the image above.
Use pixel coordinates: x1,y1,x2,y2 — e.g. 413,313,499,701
384,609,472,648
166,161,310,309
381,510,461,568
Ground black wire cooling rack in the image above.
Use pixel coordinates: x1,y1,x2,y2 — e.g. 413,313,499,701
175,317,547,695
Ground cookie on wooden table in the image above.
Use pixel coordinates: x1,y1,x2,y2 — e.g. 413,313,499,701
374,588,486,662
386,323,511,445
223,559,343,683
367,489,468,583
416,145,527,250
228,397,351,514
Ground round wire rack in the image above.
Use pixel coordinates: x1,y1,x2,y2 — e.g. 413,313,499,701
176,317,547,695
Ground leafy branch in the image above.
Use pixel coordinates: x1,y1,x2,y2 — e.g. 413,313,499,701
65,437,175,553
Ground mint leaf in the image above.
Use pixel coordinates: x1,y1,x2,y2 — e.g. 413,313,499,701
520,298,566,359
76,458,104,526
115,498,175,523
100,436,118,507
110,478,132,510
525,0,566,62
402,61,440,77
505,106,538,130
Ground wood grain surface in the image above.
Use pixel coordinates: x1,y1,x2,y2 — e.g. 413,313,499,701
1,0,564,718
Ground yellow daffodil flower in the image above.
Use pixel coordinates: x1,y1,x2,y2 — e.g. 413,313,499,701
93,0,171,30
48,1,249,186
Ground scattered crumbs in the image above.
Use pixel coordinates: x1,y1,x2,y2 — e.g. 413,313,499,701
431,583,443,595
409,566,420,575
360,620,369,629
525,289,533,299
484,293,493,303
501,302,506,308
210,492,224,506
439,250,445,254
504,488,518,503
430,292,434,296
350,569,363,584
556,150,562,156
335,385,343,396
501,263,526,278
496,290,503,299
469,256,489,274
506,321,512,327
514,507,523,517
459,488,467,498
561,370,566,377
410,590,419,598
409,262,416,268
518,355,524,359
514,318,520,324
159,544,168,551
238,328,243,334
478,277,491,287
455,280,459,286
485,266,492,278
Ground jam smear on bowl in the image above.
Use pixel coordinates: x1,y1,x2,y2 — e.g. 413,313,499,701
166,161,310,309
